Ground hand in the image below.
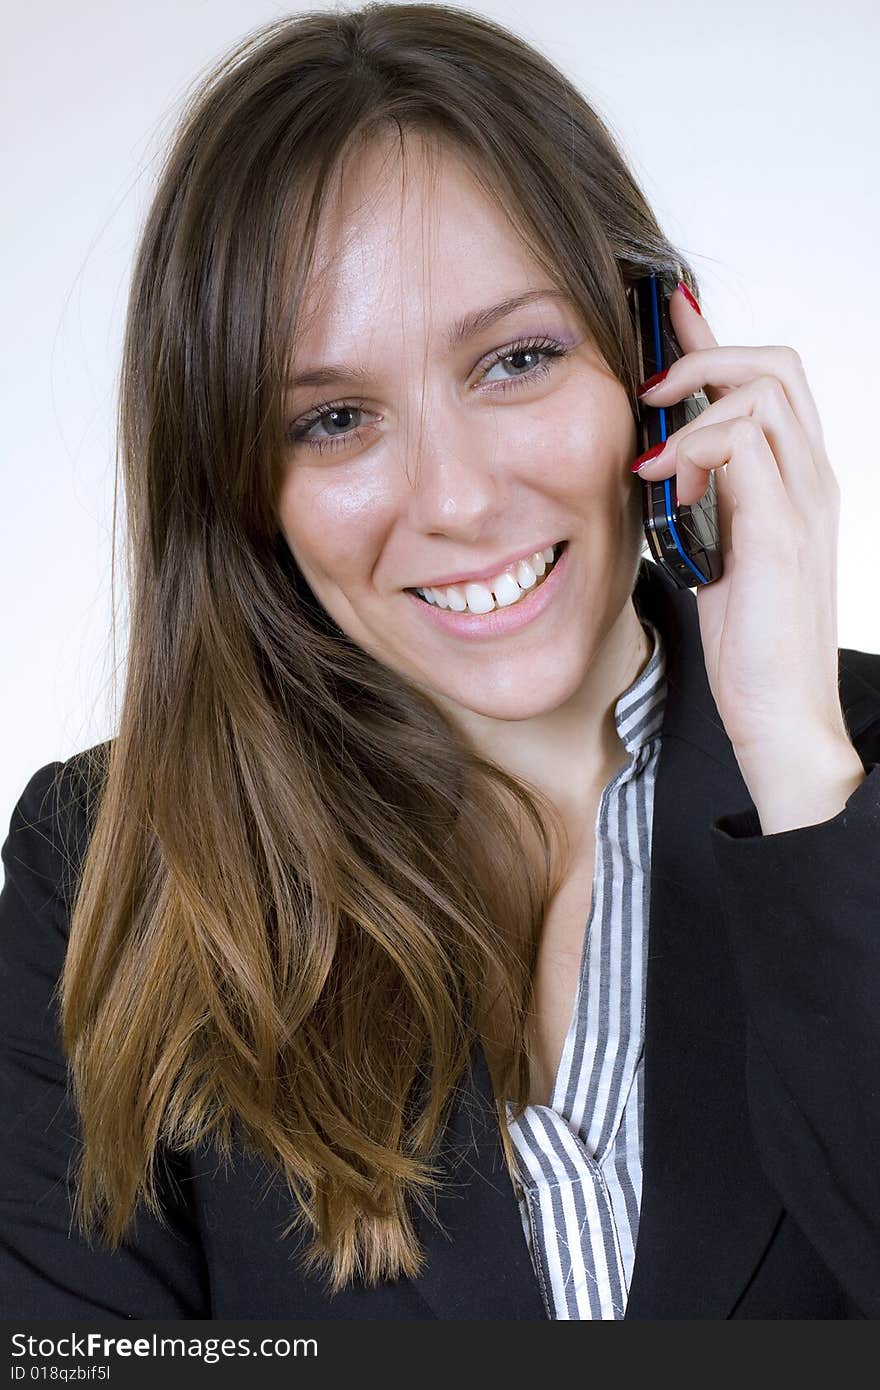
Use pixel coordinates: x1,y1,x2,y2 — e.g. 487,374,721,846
633,284,853,773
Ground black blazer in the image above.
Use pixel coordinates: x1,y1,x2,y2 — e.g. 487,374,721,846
2,558,879,1320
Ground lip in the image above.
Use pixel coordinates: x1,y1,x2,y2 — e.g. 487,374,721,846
405,540,570,640
407,537,562,592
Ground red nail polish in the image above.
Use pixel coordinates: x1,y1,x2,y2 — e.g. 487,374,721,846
676,281,702,316
637,368,670,396
631,442,666,473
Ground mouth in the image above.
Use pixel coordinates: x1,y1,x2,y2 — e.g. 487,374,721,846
404,539,570,640
407,540,567,613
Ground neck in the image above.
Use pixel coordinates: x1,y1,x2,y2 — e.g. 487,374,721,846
444,597,654,862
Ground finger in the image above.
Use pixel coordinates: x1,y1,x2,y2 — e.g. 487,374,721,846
665,287,731,407
650,418,793,551
638,343,828,469
636,374,821,500
714,455,734,562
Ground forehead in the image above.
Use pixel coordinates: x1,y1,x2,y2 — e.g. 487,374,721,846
293,133,557,350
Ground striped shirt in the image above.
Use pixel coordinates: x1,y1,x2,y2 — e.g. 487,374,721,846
504,618,666,1319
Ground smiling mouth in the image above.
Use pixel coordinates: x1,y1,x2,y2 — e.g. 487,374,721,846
407,540,567,615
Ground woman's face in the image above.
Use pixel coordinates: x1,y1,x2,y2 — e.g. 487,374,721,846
277,135,642,725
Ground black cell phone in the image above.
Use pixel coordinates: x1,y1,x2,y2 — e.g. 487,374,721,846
629,270,723,588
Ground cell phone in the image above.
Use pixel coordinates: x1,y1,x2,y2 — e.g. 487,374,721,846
629,270,723,588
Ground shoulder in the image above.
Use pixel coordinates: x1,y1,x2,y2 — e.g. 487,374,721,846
1,739,112,948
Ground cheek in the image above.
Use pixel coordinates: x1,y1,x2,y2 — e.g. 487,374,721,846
517,385,635,498
276,466,395,588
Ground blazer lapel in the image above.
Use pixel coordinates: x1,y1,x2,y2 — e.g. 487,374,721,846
410,1034,548,1318
624,561,783,1316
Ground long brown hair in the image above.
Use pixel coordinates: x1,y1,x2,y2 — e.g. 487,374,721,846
58,3,699,1292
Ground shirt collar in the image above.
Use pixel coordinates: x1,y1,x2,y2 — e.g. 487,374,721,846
613,618,667,758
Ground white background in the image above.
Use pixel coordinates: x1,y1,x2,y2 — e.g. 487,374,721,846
3,0,878,814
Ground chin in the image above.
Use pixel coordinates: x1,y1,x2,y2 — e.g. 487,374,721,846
461,693,567,722
441,660,584,723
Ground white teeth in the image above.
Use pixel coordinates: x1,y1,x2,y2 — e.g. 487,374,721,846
463,581,495,614
445,587,467,611
415,544,563,614
515,558,537,590
490,572,521,608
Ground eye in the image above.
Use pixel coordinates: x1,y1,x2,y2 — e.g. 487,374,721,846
481,336,568,387
285,334,569,456
288,403,367,453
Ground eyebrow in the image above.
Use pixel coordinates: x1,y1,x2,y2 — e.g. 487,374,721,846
286,288,574,391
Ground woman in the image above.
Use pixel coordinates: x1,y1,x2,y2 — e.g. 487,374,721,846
1,4,878,1321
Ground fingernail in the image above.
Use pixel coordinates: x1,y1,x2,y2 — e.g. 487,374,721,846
631,442,666,473
676,280,702,316
636,368,670,397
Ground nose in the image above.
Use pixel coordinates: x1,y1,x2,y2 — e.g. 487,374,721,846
401,416,509,538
